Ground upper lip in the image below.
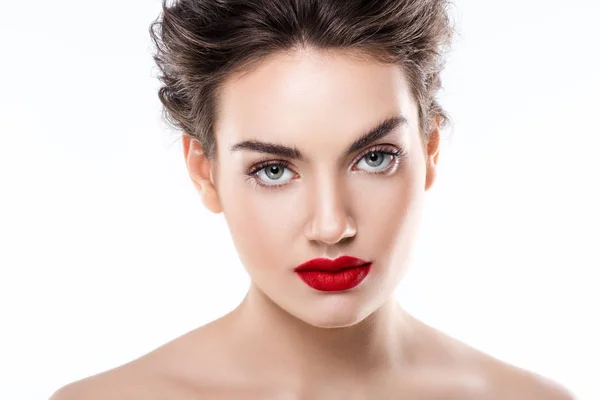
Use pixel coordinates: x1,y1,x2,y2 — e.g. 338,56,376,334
294,255,371,272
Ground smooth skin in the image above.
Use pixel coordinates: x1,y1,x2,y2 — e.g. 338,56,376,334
51,48,574,399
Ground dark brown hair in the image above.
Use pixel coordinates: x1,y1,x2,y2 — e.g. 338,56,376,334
149,0,454,160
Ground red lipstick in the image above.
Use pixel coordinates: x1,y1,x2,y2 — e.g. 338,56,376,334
294,255,371,292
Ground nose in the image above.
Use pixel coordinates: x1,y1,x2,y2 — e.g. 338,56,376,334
303,174,357,245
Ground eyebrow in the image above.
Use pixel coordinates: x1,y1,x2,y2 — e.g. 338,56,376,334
229,115,407,160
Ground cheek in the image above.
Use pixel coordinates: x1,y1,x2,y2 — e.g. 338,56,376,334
353,165,424,252
220,180,300,269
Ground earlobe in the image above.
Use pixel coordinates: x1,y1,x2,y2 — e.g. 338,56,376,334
182,134,223,214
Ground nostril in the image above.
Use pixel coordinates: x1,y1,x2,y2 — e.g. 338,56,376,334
305,214,357,245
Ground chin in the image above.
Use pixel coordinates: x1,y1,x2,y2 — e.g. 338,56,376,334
293,295,377,329
300,314,364,329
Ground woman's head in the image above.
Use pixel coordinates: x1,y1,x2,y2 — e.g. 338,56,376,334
150,0,453,328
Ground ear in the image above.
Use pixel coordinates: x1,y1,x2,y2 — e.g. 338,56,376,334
424,117,441,191
182,134,222,214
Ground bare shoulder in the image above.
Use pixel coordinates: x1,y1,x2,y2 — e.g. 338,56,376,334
409,317,575,399
48,362,190,400
48,365,144,400
481,356,576,400
49,318,235,400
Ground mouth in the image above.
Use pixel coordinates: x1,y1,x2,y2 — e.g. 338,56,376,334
294,255,372,292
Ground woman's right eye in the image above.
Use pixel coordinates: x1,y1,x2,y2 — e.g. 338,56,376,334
254,164,295,186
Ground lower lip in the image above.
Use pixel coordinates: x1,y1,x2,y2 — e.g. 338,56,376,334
295,264,371,292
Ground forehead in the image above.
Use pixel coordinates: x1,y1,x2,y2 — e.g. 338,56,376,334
215,48,418,150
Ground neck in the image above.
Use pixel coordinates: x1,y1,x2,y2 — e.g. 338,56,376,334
228,283,416,383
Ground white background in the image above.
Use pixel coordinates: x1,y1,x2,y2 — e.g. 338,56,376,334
1,0,599,399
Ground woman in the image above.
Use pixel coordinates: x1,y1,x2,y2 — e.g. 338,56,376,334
52,0,574,398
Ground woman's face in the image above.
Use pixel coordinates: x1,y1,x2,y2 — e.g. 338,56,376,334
188,48,439,328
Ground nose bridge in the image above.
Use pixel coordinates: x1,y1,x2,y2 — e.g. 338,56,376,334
304,169,356,244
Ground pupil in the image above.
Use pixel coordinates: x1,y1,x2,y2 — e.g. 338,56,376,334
266,165,283,179
366,152,383,167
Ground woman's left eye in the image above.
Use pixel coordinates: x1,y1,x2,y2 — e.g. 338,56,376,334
355,151,396,173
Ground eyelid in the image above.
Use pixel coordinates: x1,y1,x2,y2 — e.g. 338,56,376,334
245,143,406,188
244,160,297,190
246,159,294,176
351,143,403,165
247,143,402,172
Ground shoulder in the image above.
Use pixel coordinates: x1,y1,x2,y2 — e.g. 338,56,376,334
48,364,162,400
482,359,576,400
449,339,575,399
48,368,128,400
49,322,233,400
408,317,575,399
48,363,207,400
48,335,196,400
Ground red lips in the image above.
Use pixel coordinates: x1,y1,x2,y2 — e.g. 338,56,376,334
294,255,372,292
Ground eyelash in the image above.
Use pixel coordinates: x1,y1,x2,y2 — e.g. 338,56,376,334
244,144,407,190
